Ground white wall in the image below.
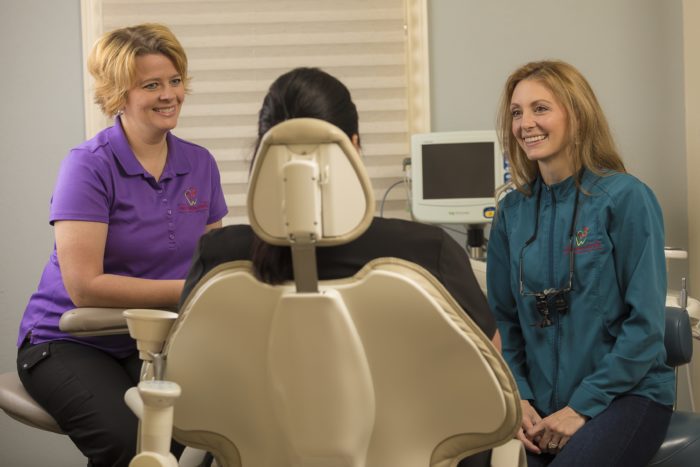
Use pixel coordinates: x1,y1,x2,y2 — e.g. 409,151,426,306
684,1,700,309
683,0,700,412
0,0,88,465
429,0,689,287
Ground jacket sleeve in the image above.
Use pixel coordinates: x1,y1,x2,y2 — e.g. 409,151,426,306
568,182,668,418
487,204,534,401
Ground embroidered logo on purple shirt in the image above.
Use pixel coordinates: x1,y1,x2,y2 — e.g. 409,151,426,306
185,187,198,206
179,186,209,212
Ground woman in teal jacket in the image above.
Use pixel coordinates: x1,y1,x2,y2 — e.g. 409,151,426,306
487,60,674,467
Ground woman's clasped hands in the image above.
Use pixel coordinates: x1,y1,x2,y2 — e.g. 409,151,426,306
518,400,588,455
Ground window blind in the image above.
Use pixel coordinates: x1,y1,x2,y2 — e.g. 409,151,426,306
82,0,430,224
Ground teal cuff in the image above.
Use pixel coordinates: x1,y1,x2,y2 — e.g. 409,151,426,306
515,377,534,402
568,382,611,418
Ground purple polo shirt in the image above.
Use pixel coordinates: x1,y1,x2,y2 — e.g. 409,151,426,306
18,117,228,357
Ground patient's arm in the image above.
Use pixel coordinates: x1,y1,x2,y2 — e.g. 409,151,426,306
56,220,184,308
492,329,502,353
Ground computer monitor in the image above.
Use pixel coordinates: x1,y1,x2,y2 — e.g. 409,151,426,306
411,130,506,225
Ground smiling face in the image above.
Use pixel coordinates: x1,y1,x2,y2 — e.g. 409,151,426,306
121,53,184,143
510,78,573,183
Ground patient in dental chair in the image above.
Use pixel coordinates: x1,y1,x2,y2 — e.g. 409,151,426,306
180,67,499,467
182,67,497,344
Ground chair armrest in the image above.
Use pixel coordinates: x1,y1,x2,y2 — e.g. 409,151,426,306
59,307,130,336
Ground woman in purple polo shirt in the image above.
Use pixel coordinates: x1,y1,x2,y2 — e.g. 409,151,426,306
16,24,227,466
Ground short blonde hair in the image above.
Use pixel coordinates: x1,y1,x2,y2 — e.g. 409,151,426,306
496,60,625,194
87,23,191,117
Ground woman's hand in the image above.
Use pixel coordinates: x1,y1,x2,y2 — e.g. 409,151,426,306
527,406,587,454
518,400,543,454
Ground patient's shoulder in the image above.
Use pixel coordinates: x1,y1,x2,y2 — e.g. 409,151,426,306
368,217,445,241
199,224,255,262
356,217,452,262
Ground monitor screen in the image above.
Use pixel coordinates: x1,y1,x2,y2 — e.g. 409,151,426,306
411,131,505,225
422,142,495,199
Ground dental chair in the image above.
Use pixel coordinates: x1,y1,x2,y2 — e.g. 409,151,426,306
3,120,698,467
122,117,525,467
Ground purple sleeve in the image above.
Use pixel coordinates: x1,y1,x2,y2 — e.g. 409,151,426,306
49,150,111,225
206,153,228,224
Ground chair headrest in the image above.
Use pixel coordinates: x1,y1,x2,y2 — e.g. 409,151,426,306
247,118,375,247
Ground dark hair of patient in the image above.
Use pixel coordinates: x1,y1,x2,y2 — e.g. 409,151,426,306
251,67,360,283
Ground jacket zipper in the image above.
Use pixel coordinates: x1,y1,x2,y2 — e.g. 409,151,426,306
547,186,561,411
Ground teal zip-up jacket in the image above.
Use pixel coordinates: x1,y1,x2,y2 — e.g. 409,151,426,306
487,169,675,418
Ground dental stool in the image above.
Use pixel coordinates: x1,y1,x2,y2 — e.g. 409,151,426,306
0,308,213,465
123,118,525,467
0,372,62,434
0,307,130,434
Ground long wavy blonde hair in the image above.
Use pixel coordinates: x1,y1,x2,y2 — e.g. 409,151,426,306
496,60,625,195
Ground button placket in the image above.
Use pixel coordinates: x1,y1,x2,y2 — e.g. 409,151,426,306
165,196,176,246
156,182,176,246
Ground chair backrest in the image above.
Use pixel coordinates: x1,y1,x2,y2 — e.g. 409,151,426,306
161,119,521,467
664,306,693,367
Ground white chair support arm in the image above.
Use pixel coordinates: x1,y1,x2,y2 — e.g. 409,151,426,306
122,308,182,466
127,381,181,467
491,439,527,467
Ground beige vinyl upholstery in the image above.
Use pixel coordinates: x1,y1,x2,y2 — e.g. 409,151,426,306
3,118,524,467
0,372,62,434
58,307,130,336
165,257,521,467
129,118,522,466
247,117,374,247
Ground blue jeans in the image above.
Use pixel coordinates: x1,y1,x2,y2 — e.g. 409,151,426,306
526,395,672,467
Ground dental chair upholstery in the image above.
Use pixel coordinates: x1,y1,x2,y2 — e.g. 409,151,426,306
126,118,524,467
2,119,699,466
0,372,62,434
647,307,700,466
